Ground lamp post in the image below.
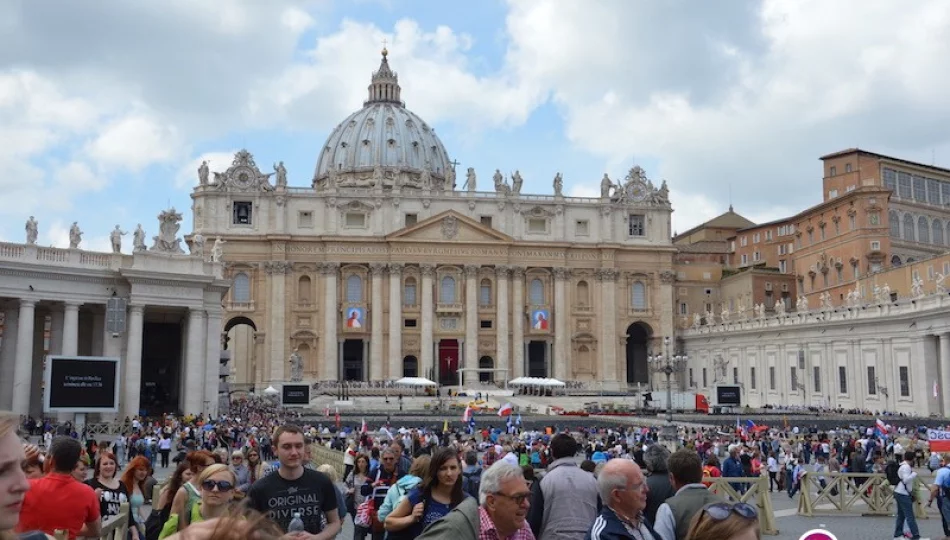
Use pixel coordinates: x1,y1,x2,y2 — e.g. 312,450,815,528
648,336,688,448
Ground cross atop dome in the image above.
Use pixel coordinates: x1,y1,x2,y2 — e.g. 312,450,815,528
366,45,402,106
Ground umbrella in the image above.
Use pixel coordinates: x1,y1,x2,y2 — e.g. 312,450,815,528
394,377,438,387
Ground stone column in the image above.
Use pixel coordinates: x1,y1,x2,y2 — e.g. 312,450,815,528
495,266,510,381
464,265,479,385
123,305,144,418
253,332,266,388
205,310,223,417
0,305,20,410
62,301,81,356
370,263,386,381
322,263,340,381
940,333,950,416
420,264,435,380
388,264,403,379
184,309,206,414
12,299,36,416
553,267,569,380
511,267,525,379
598,269,619,384
266,261,291,382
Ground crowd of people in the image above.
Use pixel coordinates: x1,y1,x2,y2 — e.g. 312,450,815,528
3,400,949,540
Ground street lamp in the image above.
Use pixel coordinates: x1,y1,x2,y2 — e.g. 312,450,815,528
648,336,688,447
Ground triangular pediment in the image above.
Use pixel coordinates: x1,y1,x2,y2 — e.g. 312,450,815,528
387,210,513,243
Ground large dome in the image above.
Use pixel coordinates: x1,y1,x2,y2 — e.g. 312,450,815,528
313,49,454,190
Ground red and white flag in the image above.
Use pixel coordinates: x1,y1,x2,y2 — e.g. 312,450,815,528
462,406,473,422
324,405,330,418
361,418,367,433
335,407,341,429
498,402,513,417
876,418,888,434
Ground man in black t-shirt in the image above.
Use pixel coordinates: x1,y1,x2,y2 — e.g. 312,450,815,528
247,424,340,538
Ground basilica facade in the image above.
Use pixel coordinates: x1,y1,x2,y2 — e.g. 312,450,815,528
194,50,678,391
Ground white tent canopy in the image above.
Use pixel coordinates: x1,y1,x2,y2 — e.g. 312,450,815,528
393,377,438,387
263,385,279,395
509,377,565,387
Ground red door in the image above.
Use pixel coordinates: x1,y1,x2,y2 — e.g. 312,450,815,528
439,339,460,385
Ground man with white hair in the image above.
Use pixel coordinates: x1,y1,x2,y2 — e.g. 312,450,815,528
587,458,656,540
417,461,535,540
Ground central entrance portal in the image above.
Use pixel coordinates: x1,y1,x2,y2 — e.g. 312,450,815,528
438,339,459,385
342,339,364,381
141,322,183,415
527,340,548,378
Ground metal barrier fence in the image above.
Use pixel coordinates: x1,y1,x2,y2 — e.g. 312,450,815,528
54,502,129,540
310,443,346,479
797,472,928,519
706,476,779,536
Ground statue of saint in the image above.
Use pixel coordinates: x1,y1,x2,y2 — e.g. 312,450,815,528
68,222,83,249
25,216,38,245
198,160,209,186
191,233,206,258
493,169,504,191
656,180,669,203
445,164,456,190
553,172,563,196
289,349,303,382
600,173,612,198
692,312,701,328
211,236,226,263
420,161,432,189
133,224,146,252
511,170,523,194
110,225,127,254
372,165,385,188
775,298,786,316
463,167,477,192
273,161,287,187
149,208,185,253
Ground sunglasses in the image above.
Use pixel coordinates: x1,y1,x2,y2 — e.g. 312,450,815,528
201,480,235,492
493,492,530,505
702,502,758,522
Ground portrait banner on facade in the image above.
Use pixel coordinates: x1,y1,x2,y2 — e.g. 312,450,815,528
44,355,120,413
282,384,310,406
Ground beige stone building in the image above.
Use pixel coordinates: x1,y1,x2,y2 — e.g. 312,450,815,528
192,51,678,392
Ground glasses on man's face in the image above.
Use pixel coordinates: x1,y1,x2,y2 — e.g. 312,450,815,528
201,479,235,492
382,457,395,462
701,502,758,522
493,492,530,505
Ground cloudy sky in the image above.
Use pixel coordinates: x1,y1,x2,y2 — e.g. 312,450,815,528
3,0,950,251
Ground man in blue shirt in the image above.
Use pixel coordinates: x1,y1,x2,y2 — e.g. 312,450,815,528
929,452,950,538
721,445,744,494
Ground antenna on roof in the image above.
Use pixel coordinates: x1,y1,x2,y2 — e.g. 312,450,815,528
728,184,733,212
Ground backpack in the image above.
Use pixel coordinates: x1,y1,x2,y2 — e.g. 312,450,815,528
884,459,901,486
941,466,950,499
462,469,481,499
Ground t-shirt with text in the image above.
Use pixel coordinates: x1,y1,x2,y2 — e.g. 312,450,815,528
247,468,338,533
84,478,129,519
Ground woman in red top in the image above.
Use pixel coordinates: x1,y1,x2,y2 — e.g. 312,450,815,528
702,454,722,487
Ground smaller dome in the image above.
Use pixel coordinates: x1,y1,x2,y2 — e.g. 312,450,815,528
312,51,454,191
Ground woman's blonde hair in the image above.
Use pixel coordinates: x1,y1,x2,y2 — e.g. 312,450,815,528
198,464,236,485
316,464,338,482
686,507,760,540
409,454,430,478
0,411,17,439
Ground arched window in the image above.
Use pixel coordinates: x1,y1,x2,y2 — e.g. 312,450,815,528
346,274,362,303
889,210,900,238
478,356,494,382
403,277,417,306
297,276,311,303
402,355,418,377
918,216,930,244
232,273,250,303
441,276,456,303
891,255,902,267
903,214,915,242
631,281,647,310
934,219,945,246
576,280,590,306
529,278,544,305
479,279,492,306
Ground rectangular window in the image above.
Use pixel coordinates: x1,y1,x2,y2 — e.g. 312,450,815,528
790,366,798,392
897,171,912,198
730,240,735,252
829,189,838,198
808,230,814,243
628,214,645,236
870,240,881,251
834,220,840,235
702,368,707,388
750,367,756,390
813,366,821,393
899,366,910,397
753,233,760,244
405,213,418,227
765,230,772,241
528,218,547,233
345,212,366,228
689,368,694,387
403,282,417,306
913,175,926,201
740,254,748,265
779,260,787,273
849,214,856,230
479,282,492,306
820,226,826,241
480,320,493,329
575,220,589,236
233,201,252,225
830,165,837,176
753,251,760,262
733,367,739,385
769,366,776,391
867,366,877,395
883,168,897,192
943,182,950,205
298,210,313,228
839,366,847,394
836,267,843,283
928,179,941,205
480,216,493,228
679,303,687,315
404,319,417,328
845,163,852,173
702,272,711,280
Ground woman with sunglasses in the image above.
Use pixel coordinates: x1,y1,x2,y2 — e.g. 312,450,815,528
685,502,760,540
158,464,238,539
170,450,216,532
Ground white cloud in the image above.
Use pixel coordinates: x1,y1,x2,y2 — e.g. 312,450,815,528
87,112,183,171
